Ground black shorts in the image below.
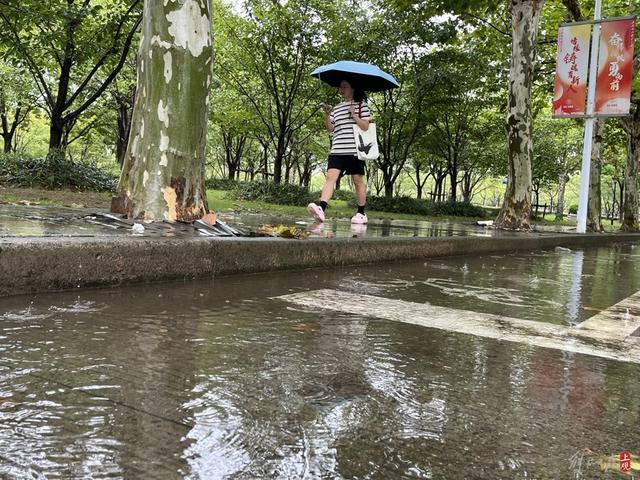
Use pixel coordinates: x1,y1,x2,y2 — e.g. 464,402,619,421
327,154,365,176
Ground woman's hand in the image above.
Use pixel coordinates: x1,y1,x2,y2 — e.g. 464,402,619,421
350,105,369,131
323,105,335,133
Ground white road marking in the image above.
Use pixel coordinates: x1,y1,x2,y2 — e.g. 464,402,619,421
576,290,640,338
276,289,640,365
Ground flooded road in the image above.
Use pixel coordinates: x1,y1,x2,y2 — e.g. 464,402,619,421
1,243,640,478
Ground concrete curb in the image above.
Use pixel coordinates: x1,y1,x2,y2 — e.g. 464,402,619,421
2,233,640,297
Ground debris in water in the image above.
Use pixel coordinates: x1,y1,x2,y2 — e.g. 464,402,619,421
132,223,145,234
477,220,494,227
581,306,601,312
256,224,309,239
555,246,571,253
84,212,244,237
290,323,316,333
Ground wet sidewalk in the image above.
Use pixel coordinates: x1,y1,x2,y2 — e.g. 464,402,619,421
2,204,640,298
0,203,572,240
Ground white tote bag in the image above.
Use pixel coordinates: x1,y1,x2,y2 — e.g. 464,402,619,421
352,102,379,161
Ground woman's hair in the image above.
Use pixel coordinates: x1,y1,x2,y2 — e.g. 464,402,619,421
353,89,367,102
341,79,368,102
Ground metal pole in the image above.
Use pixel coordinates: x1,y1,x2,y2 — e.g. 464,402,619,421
576,0,602,233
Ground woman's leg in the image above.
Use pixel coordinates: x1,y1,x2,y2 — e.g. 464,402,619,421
321,168,342,202
352,174,366,207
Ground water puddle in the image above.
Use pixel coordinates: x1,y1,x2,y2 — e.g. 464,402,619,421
1,243,639,478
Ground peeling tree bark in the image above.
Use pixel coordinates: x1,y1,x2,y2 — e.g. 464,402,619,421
494,0,544,230
619,52,640,232
112,0,211,222
555,171,566,220
586,119,605,232
620,115,640,232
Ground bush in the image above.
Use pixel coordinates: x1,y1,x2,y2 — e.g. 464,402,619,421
362,195,432,215
229,180,316,206
205,178,241,190
428,200,488,218
0,153,117,192
568,204,578,214
332,189,355,202
353,195,489,218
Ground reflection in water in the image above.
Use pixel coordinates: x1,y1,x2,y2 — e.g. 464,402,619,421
380,219,392,237
1,244,640,478
349,223,367,236
422,277,542,307
568,250,584,325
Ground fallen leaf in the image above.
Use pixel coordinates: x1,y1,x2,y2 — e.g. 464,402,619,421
582,306,601,312
290,323,316,332
201,211,218,226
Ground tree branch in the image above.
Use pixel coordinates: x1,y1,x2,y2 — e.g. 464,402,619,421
67,116,99,145
0,11,54,106
461,12,510,37
64,10,142,123
561,0,584,21
65,0,142,110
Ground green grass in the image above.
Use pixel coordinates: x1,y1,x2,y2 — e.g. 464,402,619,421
0,192,71,206
0,188,113,208
531,216,576,227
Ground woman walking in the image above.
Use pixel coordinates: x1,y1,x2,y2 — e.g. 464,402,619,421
307,79,371,224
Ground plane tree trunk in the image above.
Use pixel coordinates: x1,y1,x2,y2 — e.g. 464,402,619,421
112,0,212,222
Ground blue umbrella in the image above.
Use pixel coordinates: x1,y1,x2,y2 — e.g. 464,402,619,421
310,60,399,92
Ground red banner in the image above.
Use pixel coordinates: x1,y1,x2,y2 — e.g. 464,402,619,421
552,24,592,117
595,18,636,116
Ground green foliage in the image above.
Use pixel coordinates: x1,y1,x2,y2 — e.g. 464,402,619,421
0,153,117,192
0,0,141,154
213,0,334,182
357,195,488,218
568,204,578,214
362,195,431,215
3,0,633,205
229,180,315,206
427,200,489,218
331,189,356,202
206,178,242,190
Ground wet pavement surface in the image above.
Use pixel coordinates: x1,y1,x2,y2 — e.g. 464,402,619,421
1,243,640,478
0,204,576,241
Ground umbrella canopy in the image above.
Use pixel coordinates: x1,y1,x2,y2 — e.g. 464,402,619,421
310,60,399,92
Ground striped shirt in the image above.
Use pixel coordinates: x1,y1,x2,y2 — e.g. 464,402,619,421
330,100,371,155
